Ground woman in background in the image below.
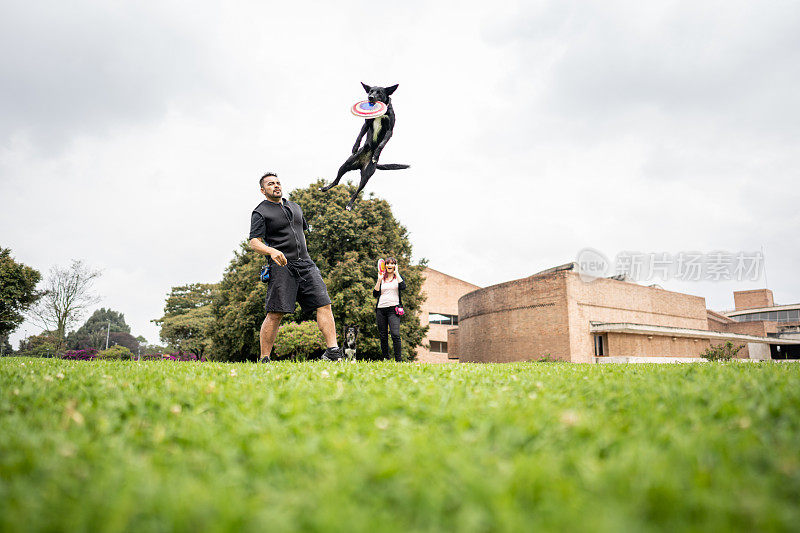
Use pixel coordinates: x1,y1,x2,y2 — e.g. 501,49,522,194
373,257,406,361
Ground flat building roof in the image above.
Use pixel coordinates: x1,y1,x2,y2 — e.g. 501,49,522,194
590,322,800,345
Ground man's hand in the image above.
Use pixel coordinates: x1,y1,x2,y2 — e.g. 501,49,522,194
269,249,287,266
249,238,288,266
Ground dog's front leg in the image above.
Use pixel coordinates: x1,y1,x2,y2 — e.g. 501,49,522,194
353,122,368,153
371,129,393,163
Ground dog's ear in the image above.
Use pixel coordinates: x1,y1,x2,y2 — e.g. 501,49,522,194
385,84,398,95
361,82,371,93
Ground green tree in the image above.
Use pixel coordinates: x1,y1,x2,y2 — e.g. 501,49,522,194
68,308,130,350
0,247,42,353
1,336,13,356
155,284,217,358
28,260,101,346
17,331,60,358
107,332,142,354
210,180,427,361
209,245,267,361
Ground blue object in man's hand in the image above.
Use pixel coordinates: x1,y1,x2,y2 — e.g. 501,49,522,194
260,265,271,283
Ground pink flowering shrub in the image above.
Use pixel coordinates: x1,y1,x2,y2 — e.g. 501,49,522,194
61,349,98,360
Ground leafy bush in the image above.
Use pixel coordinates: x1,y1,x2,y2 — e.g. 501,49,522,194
701,341,744,361
18,332,61,358
272,321,326,361
19,341,61,358
98,345,134,360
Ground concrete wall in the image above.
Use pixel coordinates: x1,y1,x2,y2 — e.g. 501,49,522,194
747,342,772,361
595,356,707,364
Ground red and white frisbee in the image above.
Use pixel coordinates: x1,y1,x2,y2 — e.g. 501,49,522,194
351,100,387,118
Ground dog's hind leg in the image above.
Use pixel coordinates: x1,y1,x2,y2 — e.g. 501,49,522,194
345,161,377,211
320,154,360,192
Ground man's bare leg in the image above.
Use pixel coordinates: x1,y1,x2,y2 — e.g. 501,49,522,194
259,312,284,360
316,305,338,348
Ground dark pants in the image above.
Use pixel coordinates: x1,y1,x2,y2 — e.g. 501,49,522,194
265,259,331,313
376,307,402,361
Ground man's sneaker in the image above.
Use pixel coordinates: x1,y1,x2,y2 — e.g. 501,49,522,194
258,355,271,363
322,347,343,362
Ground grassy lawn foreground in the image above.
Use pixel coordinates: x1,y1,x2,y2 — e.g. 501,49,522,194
1,358,799,532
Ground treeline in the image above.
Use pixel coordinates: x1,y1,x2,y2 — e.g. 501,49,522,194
0,251,155,358
17,308,154,359
154,180,429,361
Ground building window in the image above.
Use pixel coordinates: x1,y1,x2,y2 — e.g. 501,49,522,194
777,310,800,322
429,313,458,325
733,309,800,323
593,334,605,356
430,341,448,353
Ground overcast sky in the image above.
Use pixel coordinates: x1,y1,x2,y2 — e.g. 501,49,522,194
2,0,799,347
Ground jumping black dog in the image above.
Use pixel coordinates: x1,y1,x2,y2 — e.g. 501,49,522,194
320,83,409,210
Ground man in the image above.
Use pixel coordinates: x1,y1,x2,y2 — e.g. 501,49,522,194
249,172,342,362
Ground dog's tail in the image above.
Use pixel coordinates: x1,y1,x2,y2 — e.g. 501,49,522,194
376,163,410,170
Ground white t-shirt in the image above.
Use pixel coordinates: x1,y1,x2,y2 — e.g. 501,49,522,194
377,275,402,308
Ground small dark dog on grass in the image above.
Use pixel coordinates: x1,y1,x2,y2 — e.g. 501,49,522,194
343,325,359,361
320,83,409,210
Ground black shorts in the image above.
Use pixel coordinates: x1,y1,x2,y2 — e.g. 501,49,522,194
265,259,331,314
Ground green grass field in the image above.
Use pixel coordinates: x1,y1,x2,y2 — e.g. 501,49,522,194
1,358,799,532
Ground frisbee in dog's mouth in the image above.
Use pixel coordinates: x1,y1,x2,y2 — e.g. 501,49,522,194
351,100,387,118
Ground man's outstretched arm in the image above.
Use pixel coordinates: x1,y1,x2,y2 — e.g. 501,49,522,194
248,238,287,266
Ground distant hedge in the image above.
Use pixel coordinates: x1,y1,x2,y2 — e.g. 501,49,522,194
61,349,204,362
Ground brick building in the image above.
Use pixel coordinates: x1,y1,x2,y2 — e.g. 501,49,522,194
415,267,479,363
452,263,799,363
718,289,800,359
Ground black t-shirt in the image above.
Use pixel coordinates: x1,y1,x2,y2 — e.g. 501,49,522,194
249,199,311,261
